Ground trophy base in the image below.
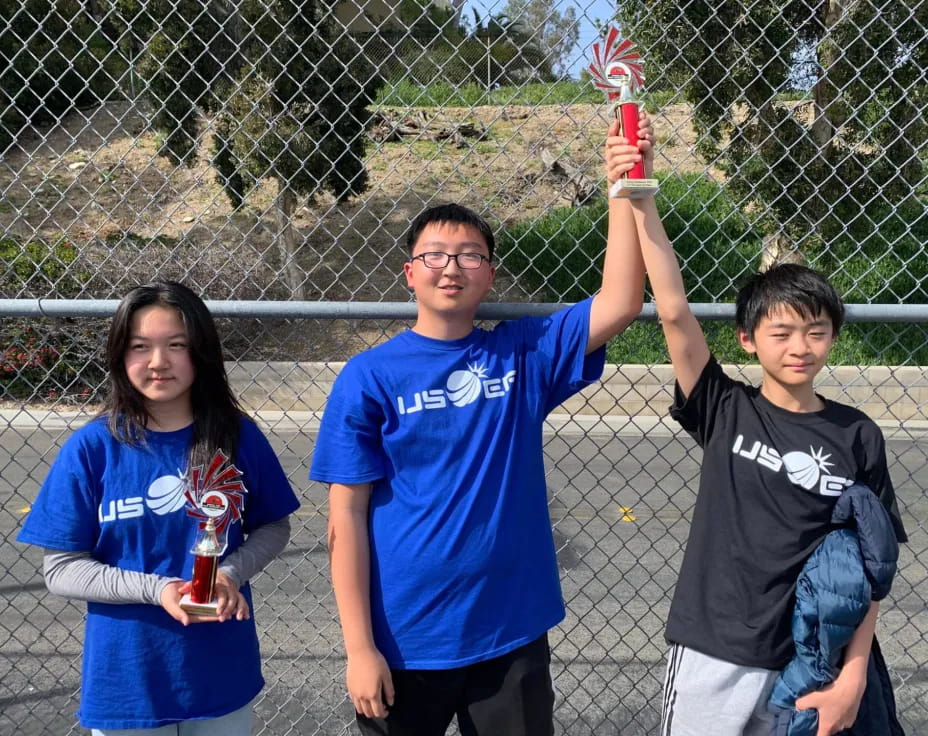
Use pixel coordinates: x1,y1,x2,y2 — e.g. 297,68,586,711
180,593,219,616
609,178,659,199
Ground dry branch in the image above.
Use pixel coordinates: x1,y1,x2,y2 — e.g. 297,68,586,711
539,145,601,207
369,110,488,147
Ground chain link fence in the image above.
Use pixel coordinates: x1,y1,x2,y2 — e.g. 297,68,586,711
1,0,927,734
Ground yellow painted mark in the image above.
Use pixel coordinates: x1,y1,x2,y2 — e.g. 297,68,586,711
619,506,636,522
20,506,32,513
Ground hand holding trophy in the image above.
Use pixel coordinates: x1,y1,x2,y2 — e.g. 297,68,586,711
590,28,659,198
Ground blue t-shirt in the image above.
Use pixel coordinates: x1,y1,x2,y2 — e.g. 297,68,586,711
310,299,604,668
17,416,299,729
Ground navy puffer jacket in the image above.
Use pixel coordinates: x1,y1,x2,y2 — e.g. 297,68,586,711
768,484,902,736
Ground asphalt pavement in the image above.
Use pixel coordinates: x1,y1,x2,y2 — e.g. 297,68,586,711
1,418,925,735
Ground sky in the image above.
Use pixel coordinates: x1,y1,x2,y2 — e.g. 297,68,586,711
463,0,620,79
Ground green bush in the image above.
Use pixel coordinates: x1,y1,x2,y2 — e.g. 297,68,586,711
0,321,105,401
605,321,928,367
499,172,928,366
653,175,761,301
500,202,609,302
0,236,100,400
377,80,488,108
500,173,760,303
1,324,61,399
375,79,602,107
0,236,86,297
807,195,928,304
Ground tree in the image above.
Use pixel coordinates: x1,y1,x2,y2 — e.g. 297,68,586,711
374,2,555,90
397,0,460,41
502,0,579,79
0,1,122,151
467,9,555,86
620,1,928,258
111,0,235,165
211,0,375,299
213,0,375,299
117,0,376,298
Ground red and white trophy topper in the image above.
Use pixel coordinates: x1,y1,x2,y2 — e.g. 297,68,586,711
179,450,246,616
589,28,658,198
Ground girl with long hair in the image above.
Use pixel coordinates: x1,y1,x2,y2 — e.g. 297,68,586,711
18,280,299,735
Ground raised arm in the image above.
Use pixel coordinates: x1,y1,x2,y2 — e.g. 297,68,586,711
627,133,710,396
587,115,647,354
329,482,394,719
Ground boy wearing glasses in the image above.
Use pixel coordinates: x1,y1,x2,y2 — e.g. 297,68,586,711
311,117,650,736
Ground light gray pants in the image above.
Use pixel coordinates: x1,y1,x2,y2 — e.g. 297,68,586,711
661,643,780,736
90,699,254,736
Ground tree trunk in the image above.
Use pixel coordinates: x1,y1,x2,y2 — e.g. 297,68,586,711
811,0,847,152
275,182,305,300
539,146,601,207
759,232,805,271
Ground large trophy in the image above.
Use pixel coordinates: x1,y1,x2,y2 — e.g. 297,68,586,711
589,28,659,198
180,450,247,616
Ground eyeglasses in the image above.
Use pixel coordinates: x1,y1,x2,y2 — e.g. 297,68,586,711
410,252,491,270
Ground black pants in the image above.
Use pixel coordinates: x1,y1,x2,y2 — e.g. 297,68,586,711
356,634,555,736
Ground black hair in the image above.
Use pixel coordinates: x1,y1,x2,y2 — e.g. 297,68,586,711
735,263,845,338
101,280,244,469
405,203,496,261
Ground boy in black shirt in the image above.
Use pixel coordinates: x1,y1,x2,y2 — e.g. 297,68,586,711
615,140,907,735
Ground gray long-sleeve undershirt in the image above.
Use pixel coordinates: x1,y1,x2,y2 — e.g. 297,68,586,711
42,516,291,606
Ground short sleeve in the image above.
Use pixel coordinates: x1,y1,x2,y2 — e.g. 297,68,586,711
310,359,389,485
514,298,606,413
858,423,908,544
236,419,300,533
17,431,102,552
668,356,736,447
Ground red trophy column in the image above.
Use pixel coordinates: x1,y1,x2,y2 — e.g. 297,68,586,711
181,518,221,614
618,83,646,181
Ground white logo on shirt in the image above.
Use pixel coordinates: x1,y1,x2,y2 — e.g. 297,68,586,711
732,435,853,496
396,363,516,415
98,497,144,522
146,474,187,515
97,474,187,523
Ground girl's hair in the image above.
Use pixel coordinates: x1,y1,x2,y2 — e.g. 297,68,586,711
101,280,244,469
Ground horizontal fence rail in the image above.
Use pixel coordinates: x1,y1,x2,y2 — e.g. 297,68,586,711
5,301,928,322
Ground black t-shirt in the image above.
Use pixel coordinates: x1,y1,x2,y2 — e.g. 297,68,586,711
666,357,907,670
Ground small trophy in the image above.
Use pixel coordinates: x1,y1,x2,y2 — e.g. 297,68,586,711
180,518,222,615
589,28,659,198
179,450,247,616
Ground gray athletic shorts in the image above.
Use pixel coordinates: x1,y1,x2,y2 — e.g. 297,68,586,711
661,643,780,736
